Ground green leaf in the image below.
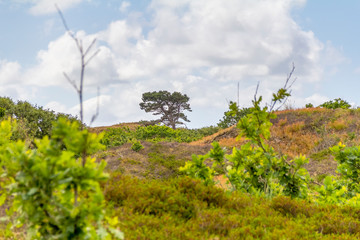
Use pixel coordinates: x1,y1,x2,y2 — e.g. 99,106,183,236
27,188,38,196
0,193,6,206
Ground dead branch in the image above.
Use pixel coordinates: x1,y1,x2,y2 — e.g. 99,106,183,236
56,4,100,127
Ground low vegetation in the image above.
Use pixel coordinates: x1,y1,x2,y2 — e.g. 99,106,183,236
102,174,360,239
100,124,220,148
2,86,360,239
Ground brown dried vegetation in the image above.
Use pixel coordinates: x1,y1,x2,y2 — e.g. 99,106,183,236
94,108,360,184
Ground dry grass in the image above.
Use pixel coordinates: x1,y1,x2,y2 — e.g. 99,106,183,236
89,122,141,134
100,141,212,179
190,108,360,178
88,108,360,182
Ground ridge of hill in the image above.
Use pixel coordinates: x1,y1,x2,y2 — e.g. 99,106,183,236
97,107,360,183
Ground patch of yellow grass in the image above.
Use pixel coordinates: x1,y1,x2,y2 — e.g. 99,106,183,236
328,119,348,131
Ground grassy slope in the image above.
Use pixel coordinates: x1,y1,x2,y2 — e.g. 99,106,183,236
94,107,360,239
3,108,360,239
98,108,360,182
192,108,360,182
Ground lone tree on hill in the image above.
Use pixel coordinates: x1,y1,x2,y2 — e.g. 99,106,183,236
140,90,192,129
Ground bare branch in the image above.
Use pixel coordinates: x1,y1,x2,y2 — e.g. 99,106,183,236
275,95,290,111
282,63,296,92
89,87,100,126
254,82,260,102
84,49,100,66
268,63,297,112
55,4,70,33
63,72,79,93
84,38,97,57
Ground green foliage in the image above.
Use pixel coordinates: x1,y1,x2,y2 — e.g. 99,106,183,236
180,154,215,186
317,142,360,206
0,97,78,140
305,103,314,108
131,140,144,152
0,118,123,239
102,174,360,239
101,127,132,148
182,82,310,199
217,101,251,129
320,98,351,109
0,107,5,118
134,125,178,141
101,125,220,148
139,91,192,129
134,125,213,143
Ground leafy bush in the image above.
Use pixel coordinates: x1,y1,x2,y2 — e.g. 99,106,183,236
0,97,78,140
0,107,5,118
320,98,351,109
131,140,144,152
305,103,314,108
101,127,132,148
316,142,360,206
218,101,251,129
182,85,310,199
101,125,220,148
102,174,360,239
0,118,123,239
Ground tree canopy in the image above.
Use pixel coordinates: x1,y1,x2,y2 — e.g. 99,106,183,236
139,91,192,129
0,97,78,140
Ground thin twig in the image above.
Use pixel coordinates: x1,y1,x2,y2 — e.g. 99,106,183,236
269,63,296,112
84,38,97,56
63,72,79,93
254,82,260,102
89,87,100,126
85,49,100,66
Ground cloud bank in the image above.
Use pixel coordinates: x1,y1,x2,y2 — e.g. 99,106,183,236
0,0,345,127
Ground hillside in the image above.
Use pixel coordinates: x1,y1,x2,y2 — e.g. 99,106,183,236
97,107,359,183
4,107,360,239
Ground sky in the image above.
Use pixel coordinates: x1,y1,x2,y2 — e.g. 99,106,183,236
0,0,358,128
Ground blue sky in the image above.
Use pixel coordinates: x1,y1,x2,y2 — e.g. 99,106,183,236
0,0,358,128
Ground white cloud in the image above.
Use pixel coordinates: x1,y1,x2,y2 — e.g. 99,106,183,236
119,1,130,13
0,60,21,84
5,0,346,127
25,31,119,89
28,0,83,15
292,94,329,108
45,101,68,113
0,60,33,100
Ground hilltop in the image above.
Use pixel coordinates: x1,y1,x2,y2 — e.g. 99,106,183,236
95,107,360,184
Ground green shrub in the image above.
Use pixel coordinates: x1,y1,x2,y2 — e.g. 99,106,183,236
0,118,122,239
102,174,360,239
101,124,220,148
0,107,5,118
271,195,315,218
0,97,78,140
218,101,251,129
305,103,314,108
182,80,311,199
131,140,144,152
103,175,197,220
101,127,131,147
320,98,351,109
